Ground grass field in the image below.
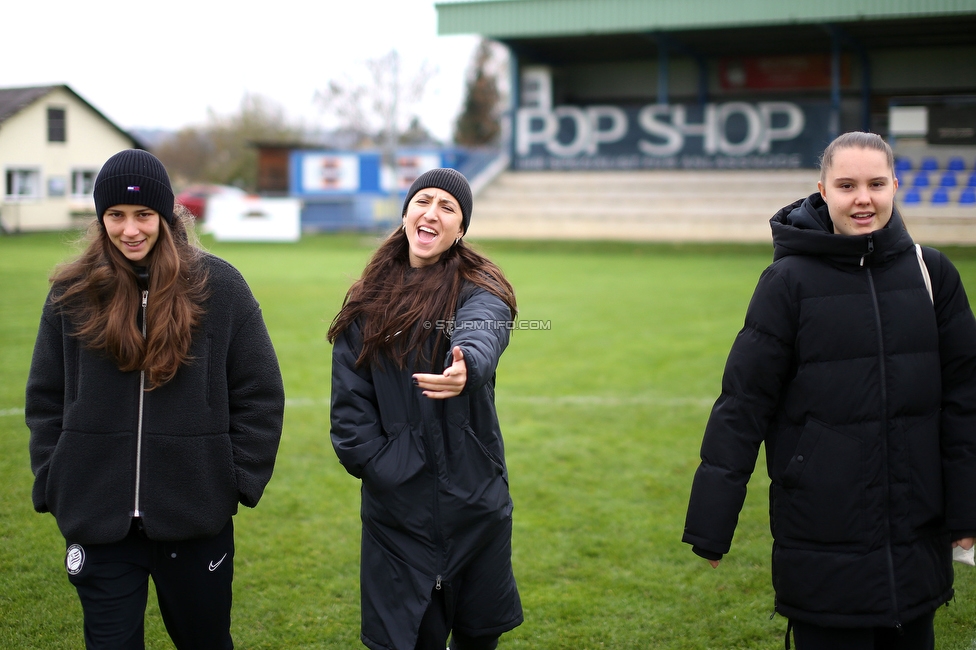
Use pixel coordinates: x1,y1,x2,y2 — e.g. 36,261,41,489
2,231,976,649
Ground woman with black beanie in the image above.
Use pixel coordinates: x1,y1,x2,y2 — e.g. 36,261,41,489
329,168,523,650
26,149,285,649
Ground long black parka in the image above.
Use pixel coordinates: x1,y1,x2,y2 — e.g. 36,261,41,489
684,193,976,628
330,283,523,650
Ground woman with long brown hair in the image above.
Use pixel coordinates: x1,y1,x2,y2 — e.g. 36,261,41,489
329,168,522,650
26,149,285,649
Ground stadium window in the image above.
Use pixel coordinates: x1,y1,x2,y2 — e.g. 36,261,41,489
71,169,97,197
47,107,66,142
5,168,41,199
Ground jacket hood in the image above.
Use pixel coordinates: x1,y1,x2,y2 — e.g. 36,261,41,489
770,192,915,266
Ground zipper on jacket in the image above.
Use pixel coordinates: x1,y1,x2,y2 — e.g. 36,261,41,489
860,236,875,267
132,290,148,518
419,396,448,594
865,268,901,629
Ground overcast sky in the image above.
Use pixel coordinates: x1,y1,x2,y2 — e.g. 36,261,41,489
3,0,483,141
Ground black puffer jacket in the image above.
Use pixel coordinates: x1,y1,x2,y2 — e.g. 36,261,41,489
684,193,976,628
331,283,523,650
27,254,284,544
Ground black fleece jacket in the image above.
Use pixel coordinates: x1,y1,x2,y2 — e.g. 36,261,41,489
684,193,976,628
27,254,284,544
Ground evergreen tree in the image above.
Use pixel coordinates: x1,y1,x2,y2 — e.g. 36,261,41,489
453,39,502,146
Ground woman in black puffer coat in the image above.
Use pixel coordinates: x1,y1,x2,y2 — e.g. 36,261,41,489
329,169,522,650
683,132,976,649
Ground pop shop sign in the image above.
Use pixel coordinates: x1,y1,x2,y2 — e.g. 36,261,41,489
514,101,830,170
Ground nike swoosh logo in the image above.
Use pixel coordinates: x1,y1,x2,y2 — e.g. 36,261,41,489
209,553,227,572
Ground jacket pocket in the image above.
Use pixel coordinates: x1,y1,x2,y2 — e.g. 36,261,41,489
463,425,505,477
906,412,943,530
46,430,134,542
140,431,238,539
444,424,510,514
773,418,865,545
203,334,213,407
361,424,427,495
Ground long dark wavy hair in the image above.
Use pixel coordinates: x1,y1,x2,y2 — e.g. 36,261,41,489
328,227,517,371
50,205,209,388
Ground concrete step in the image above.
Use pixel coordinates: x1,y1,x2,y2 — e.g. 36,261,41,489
468,170,976,244
478,170,815,195
475,198,806,216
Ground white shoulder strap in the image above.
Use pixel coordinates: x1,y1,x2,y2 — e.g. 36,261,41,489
916,244,934,305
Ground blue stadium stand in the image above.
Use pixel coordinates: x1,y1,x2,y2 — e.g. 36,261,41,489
947,157,967,172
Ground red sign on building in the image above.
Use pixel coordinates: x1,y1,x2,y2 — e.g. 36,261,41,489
720,54,850,91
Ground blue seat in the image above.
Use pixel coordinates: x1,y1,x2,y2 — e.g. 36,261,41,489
960,188,976,205
895,158,913,173
940,171,958,188
967,171,976,187
920,156,939,171
947,157,966,172
931,188,950,205
913,171,930,188
903,188,922,205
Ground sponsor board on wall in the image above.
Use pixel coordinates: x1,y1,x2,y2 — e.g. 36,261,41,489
293,151,443,195
301,154,360,192
205,196,301,242
514,100,832,170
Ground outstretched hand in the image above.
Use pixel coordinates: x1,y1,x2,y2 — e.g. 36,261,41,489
413,346,467,399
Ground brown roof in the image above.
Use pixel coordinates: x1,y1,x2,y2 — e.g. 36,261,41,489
0,85,58,123
0,84,145,148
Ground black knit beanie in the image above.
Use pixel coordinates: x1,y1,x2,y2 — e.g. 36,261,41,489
401,168,473,234
93,149,175,226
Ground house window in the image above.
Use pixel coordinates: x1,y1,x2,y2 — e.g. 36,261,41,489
71,169,97,197
48,107,66,142
48,176,67,197
5,169,41,199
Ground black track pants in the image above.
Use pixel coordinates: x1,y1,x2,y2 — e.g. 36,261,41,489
791,610,935,650
65,518,235,650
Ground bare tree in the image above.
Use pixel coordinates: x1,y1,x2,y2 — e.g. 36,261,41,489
315,49,438,148
154,93,304,191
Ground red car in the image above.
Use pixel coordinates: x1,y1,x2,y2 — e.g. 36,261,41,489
176,184,246,220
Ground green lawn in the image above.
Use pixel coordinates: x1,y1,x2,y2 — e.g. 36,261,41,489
2,231,975,649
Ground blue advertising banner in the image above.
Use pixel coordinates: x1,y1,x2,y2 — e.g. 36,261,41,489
514,101,832,170
289,151,444,196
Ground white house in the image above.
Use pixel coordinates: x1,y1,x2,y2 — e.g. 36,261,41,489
0,85,142,232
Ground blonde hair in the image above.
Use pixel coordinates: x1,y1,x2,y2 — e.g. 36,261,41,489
819,132,895,184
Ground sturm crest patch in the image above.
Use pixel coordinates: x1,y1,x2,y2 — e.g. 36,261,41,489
66,544,85,575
